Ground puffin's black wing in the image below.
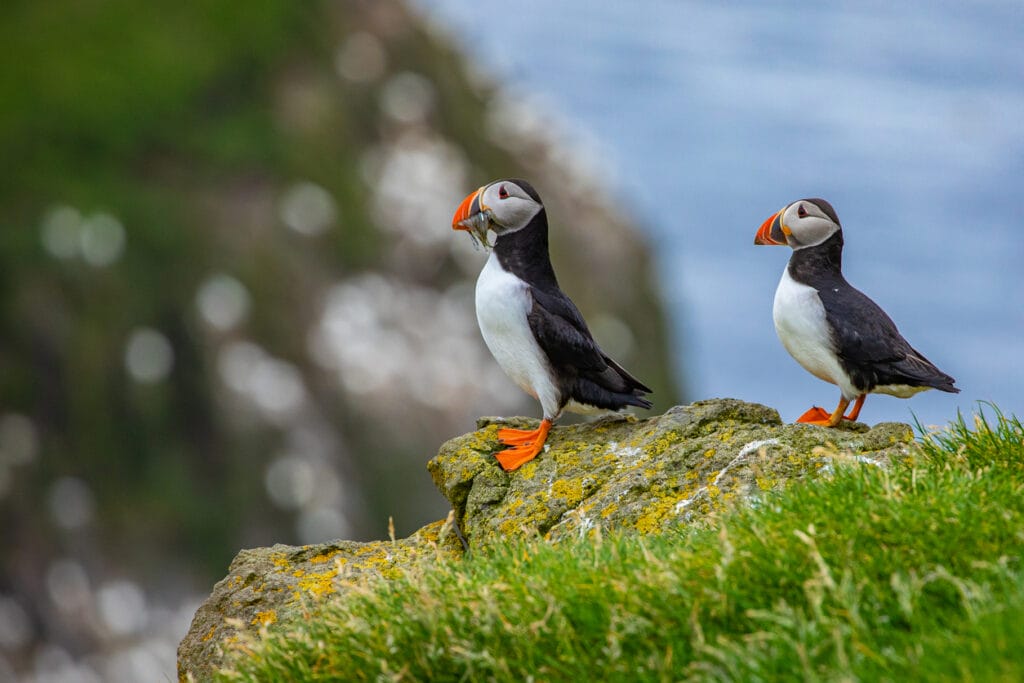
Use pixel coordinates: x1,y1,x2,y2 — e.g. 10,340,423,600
527,286,653,410
527,287,604,370
818,284,959,394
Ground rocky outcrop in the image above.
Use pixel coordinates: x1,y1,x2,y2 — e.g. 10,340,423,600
429,399,913,546
178,399,915,680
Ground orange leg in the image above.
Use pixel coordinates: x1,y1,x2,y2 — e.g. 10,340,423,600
796,397,850,427
494,419,552,471
844,395,866,422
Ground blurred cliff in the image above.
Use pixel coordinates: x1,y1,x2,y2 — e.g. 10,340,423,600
0,0,680,678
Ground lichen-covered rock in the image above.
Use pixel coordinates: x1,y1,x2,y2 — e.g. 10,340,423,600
177,520,463,682
428,398,914,546
181,398,915,680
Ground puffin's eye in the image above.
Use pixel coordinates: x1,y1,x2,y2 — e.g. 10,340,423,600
498,185,509,200
797,204,808,218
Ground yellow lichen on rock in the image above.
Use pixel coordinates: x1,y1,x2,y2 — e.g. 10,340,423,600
296,568,339,599
250,610,277,627
551,478,585,506
309,549,343,564
634,494,680,534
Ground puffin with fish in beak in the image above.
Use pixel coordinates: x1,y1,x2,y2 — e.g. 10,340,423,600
452,178,653,470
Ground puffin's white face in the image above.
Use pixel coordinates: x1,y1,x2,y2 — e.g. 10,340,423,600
755,198,841,250
478,181,543,234
451,179,544,247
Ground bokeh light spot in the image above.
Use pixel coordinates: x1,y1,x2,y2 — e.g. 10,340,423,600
217,341,308,424
79,212,126,267
124,328,174,384
97,580,148,637
264,456,316,510
40,205,83,260
334,32,387,83
250,358,306,416
279,181,337,236
380,72,436,124
196,274,251,331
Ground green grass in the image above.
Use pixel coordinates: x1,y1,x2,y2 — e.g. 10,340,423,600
219,408,1024,682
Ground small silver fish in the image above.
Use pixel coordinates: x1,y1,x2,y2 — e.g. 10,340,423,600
459,210,495,250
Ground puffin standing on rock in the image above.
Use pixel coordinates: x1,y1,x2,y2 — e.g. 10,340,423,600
452,178,652,471
755,198,958,427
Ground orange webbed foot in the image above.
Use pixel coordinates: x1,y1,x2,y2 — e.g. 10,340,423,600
496,427,540,445
495,442,545,471
796,406,832,424
795,398,852,428
494,419,552,471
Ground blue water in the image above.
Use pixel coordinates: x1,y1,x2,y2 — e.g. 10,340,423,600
416,0,1024,427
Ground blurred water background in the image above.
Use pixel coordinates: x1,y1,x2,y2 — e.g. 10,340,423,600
417,0,1024,427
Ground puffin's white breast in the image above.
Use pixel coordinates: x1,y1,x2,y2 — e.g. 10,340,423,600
772,268,857,399
475,252,561,417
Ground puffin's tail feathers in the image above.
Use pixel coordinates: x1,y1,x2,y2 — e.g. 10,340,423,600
572,377,653,411
602,355,654,394
572,354,653,411
894,349,959,394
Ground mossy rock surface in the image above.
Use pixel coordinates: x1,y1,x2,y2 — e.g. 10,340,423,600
428,398,913,545
179,398,913,680
177,520,462,682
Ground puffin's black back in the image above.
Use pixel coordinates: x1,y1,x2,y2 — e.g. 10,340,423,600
789,231,958,394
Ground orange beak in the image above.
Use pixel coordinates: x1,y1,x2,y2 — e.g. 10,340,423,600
754,208,787,246
452,187,485,231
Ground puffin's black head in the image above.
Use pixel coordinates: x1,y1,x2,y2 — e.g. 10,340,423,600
755,198,842,250
452,178,544,246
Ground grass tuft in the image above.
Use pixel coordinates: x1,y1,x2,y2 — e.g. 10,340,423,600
219,408,1024,681
917,403,1024,470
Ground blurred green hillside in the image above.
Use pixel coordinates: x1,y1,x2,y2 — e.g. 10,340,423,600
0,0,679,677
